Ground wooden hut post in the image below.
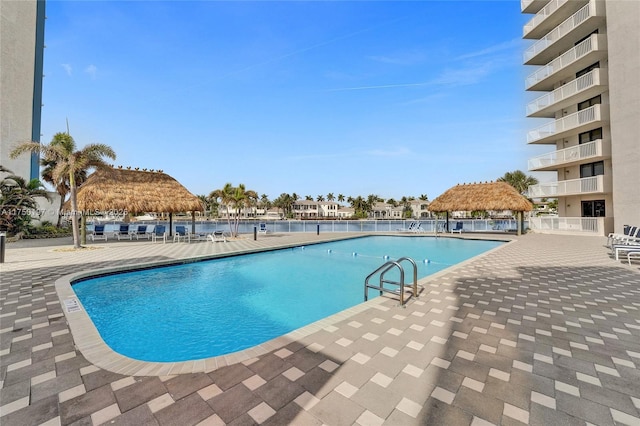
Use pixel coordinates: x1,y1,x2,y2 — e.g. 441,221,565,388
517,211,522,236
191,211,196,234
169,213,173,237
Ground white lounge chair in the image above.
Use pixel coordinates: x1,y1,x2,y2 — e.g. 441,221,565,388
208,230,226,243
151,225,167,243
89,224,108,241
397,222,416,232
173,225,190,243
607,226,638,247
115,224,133,240
412,222,426,233
133,224,152,240
628,251,640,265
612,242,640,260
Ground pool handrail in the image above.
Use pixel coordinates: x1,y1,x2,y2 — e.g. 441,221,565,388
364,256,418,306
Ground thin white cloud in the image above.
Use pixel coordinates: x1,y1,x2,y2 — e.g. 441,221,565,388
455,38,521,61
285,146,411,161
325,81,432,92
365,147,411,157
61,64,72,76
431,62,494,86
85,64,97,79
367,50,426,66
326,53,508,93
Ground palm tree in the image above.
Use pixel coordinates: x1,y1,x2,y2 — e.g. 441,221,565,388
259,194,271,212
497,170,539,196
327,193,335,202
272,193,292,218
209,183,258,237
337,194,345,205
40,137,89,227
197,195,212,218
10,132,116,248
349,196,368,218
316,195,325,202
400,196,413,218
0,168,50,236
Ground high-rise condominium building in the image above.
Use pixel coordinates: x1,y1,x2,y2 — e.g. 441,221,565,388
523,0,639,236
0,0,46,181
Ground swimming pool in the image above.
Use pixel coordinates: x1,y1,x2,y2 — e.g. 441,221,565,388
71,236,503,363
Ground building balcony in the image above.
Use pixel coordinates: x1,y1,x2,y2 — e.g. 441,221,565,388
526,68,607,118
527,104,606,144
525,34,607,91
523,0,589,39
528,139,609,171
527,175,605,198
521,0,550,15
524,0,606,66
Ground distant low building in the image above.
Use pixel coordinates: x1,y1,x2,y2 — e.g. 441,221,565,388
369,203,403,219
292,200,339,219
409,200,431,219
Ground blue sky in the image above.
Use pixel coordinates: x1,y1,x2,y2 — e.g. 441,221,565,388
40,0,548,202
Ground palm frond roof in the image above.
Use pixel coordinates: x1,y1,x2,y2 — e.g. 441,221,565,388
66,166,204,213
428,181,533,212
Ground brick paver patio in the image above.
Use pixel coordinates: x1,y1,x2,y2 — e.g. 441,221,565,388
1,232,639,425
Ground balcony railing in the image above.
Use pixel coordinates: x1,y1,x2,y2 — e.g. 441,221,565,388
526,69,604,116
527,104,601,144
523,0,568,37
529,216,602,234
528,139,604,170
524,1,596,64
527,175,604,197
525,34,606,90
522,0,551,14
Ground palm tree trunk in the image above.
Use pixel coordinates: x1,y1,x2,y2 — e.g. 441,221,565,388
57,193,65,227
69,174,81,248
225,206,233,237
234,208,241,237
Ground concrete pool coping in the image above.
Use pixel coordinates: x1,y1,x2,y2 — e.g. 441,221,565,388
54,234,514,376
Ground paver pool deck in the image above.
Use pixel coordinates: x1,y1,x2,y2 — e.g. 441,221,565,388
1,232,639,425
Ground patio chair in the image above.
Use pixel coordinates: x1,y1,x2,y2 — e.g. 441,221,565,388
173,225,190,243
208,230,227,243
451,221,463,234
258,223,269,234
152,225,167,243
115,224,133,240
89,224,108,241
133,225,151,240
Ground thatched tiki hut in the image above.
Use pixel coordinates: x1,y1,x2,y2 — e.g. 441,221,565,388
428,182,533,235
66,167,204,236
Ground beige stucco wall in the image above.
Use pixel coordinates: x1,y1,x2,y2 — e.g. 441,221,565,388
0,0,37,179
606,0,640,232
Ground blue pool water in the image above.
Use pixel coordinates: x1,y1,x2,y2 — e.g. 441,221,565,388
73,236,502,362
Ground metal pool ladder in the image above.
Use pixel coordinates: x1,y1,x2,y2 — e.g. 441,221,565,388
364,257,418,306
